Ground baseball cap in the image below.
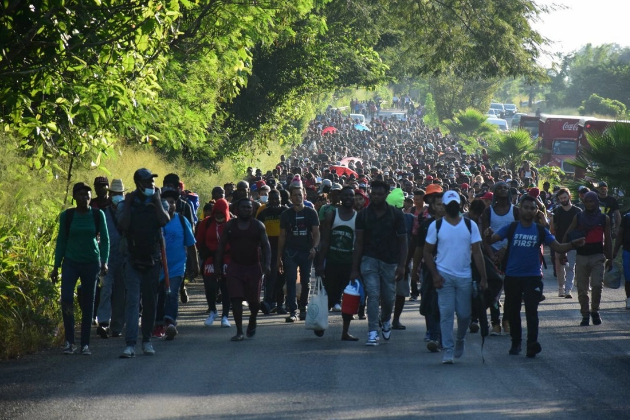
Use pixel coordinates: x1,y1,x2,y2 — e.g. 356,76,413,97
93,176,109,186
480,192,494,200
163,173,180,185
133,168,158,182
425,184,443,195
72,182,92,194
460,183,470,189
425,175,434,181
442,190,460,205
598,181,608,187
578,185,589,193
331,183,342,191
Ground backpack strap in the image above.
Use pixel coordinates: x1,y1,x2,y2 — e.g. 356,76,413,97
501,221,519,269
536,223,546,247
178,213,186,234
65,208,100,239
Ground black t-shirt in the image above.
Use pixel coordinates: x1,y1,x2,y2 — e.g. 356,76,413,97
552,205,582,242
599,195,619,223
279,207,319,252
356,203,407,265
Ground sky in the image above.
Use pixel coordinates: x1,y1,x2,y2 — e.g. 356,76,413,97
532,0,630,65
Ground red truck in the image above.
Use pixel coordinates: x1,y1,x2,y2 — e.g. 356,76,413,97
537,114,590,176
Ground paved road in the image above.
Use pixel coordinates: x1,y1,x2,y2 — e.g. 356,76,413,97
1,254,629,420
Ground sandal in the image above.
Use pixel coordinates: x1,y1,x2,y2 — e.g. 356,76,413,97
230,333,244,342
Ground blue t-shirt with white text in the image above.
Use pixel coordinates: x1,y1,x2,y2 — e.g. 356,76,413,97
496,222,555,277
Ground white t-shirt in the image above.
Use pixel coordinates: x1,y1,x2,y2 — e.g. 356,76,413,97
425,217,482,278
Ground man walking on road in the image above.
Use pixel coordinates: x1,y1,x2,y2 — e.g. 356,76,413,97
351,180,408,346
424,191,487,364
215,199,271,341
551,188,581,298
118,168,170,358
487,195,585,358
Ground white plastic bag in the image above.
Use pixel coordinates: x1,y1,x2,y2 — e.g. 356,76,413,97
305,276,328,331
603,262,622,289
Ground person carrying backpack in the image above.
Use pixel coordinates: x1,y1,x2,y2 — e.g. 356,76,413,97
118,168,170,358
51,182,110,355
423,190,487,364
487,195,585,358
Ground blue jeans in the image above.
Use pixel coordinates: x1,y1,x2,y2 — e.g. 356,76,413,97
96,259,125,332
283,249,313,313
60,258,100,346
361,256,397,332
436,271,472,352
623,250,630,281
124,258,160,346
163,276,183,325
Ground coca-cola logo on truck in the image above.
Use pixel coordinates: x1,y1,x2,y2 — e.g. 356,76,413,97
562,122,578,131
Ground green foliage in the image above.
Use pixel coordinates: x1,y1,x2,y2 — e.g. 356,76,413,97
443,108,498,154
571,122,630,200
537,165,566,187
423,93,439,128
578,94,627,118
428,72,500,121
488,129,543,172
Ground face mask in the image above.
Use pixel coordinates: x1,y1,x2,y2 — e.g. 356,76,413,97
143,188,155,197
260,195,269,203
111,195,124,205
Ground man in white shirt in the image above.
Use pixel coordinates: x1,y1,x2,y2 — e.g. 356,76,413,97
423,191,487,364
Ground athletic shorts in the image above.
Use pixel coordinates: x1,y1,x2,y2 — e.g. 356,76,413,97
226,263,263,303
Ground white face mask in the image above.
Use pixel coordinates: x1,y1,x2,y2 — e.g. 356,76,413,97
143,188,155,197
260,195,269,203
111,195,124,206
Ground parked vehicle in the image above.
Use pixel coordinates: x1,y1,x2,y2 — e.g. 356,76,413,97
511,112,527,128
504,104,517,117
349,113,365,124
489,103,505,118
519,115,541,138
486,117,509,131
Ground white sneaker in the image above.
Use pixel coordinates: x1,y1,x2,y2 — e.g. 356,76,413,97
142,342,155,355
381,321,392,341
332,303,342,312
221,316,231,328
120,346,135,358
365,330,379,346
204,311,217,327
626,298,630,310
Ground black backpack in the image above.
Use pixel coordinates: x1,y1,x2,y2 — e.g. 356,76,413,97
127,200,161,266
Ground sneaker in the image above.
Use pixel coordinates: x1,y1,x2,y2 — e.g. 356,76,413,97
564,293,573,299
381,321,392,340
469,321,480,333
221,316,231,328
151,325,165,338
365,331,379,346
63,342,76,355
502,319,510,334
509,342,522,355
180,285,189,304
427,340,440,353
424,331,431,342
142,342,156,355
285,313,298,323
80,345,91,355
454,339,465,359
442,349,454,364
558,289,564,298
332,303,342,312
165,324,178,341
526,341,542,358
626,298,630,310
276,306,288,315
204,311,217,327
591,312,602,325
120,346,135,358
96,325,109,339
580,317,590,326
490,324,501,336
408,295,418,302
299,307,307,321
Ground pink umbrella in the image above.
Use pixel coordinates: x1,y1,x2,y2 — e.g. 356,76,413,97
321,126,338,135
329,165,358,178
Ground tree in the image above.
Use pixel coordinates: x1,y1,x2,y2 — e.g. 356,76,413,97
423,93,439,127
428,73,500,121
488,129,543,172
578,94,627,118
572,122,630,198
443,108,498,154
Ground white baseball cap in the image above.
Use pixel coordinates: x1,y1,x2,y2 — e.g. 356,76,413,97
442,190,460,205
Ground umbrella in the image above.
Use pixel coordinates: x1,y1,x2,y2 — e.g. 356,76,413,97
340,157,363,167
354,124,370,131
329,165,358,178
321,126,337,135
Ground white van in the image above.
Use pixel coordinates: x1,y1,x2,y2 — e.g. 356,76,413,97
486,117,509,131
349,113,365,124
391,112,407,121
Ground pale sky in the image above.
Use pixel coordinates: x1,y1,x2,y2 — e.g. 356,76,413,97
532,0,630,66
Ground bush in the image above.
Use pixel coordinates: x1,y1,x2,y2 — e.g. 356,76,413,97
578,94,627,118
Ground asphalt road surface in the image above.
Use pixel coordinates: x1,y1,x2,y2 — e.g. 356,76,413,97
2,254,629,420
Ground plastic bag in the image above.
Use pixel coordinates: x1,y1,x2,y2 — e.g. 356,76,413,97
603,262,622,289
305,276,328,331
